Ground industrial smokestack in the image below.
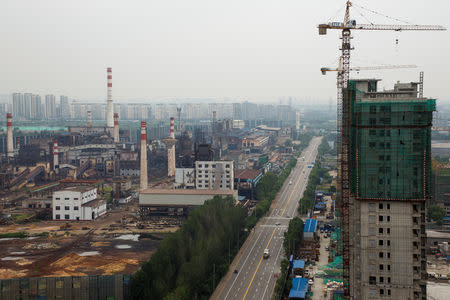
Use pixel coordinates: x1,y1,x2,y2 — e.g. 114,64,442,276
166,117,176,177
53,140,59,174
170,117,175,139
113,113,119,143
106,67,114,127
87,111,92,127
177,107,182,134
140,122,148,190
6,113,13,158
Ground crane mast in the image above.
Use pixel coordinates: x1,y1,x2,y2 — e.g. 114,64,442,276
319,1,446,299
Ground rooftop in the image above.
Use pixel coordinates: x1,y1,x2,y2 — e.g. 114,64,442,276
426,230,450,239
55,186,97,193
304,219,318,233
288,277,308,299
234,169,263,180
140,189,235,195
81,198,105,207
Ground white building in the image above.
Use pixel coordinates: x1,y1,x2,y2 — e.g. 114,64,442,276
195,161,234,190
52,186,106,221
174,168,195,188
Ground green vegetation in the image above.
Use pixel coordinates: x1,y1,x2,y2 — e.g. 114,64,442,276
298,160,330,214
10,213,35,222
428,205,446,225
130,196,247,300
0,231,28,238
283,217,304,255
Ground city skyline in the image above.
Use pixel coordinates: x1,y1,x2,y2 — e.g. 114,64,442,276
0,0,449,102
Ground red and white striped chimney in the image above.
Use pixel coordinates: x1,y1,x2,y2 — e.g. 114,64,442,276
170,117,175,139
87,111,92,127
106,67,114,127
53,140,59,174
140,122,148,190
167,117,176,177
113,113,119,143
6,113,13,157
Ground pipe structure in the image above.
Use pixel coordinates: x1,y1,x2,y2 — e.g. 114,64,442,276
106,67,114,127
140,122,148,190
6,113,13,158
113,113,119,143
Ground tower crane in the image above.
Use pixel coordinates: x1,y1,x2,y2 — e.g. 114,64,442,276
318,1,446,298
320,64,417,75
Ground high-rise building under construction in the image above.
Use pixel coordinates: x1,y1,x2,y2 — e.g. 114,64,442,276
347,79,434,300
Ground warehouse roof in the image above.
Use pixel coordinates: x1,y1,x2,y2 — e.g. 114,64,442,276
140,189,235,195
288,277,308,299
304,219,318,233
234,169,262,181
55,186,97,193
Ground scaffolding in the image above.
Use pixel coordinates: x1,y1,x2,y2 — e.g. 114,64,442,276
348,81,435,201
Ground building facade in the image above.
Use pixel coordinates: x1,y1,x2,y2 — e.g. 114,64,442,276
195,161,233,190
348,79,433,300
52,186,106,221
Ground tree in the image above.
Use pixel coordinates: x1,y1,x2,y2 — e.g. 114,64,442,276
428,205,446,225
285,139,293,148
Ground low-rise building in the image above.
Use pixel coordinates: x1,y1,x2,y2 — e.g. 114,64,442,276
52,186,106,221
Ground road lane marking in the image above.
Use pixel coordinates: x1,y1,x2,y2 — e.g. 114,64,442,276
242,228,277,300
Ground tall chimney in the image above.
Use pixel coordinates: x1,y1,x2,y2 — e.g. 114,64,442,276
87,111,92,127
106,67,114,127
6,113,13,158
140,122,148,190
53,140,59,174
177,107,182,134
166,117,176,177
113,113,119,143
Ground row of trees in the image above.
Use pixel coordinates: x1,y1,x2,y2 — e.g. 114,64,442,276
272,217,305,299
247,159,298,227
297,160,330,214
130,196,247,300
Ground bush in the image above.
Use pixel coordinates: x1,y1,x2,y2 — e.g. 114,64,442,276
0,231,28,238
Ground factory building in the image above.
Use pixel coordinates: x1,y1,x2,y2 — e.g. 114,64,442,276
347,79,433,299
52,186,106,221
139,188,237,216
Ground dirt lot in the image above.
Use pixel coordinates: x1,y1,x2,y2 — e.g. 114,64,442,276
0,202,181,279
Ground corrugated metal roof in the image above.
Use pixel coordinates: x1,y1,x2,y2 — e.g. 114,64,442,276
304,219,318,233
288,277,308,299
292,260,305,269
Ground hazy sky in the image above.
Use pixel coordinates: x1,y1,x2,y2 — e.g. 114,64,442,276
1,0,449,102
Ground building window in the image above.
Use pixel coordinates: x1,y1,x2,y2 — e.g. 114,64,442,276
74,198,78,200
56,206,60,210
379,203,383,210
379,240,384,246
369,203,376,212
65,198,69,200
74,206,79,211
379,276,384,283
388,289,391,296
379,264,384,271
387,240,391,246
205,164,209,168
212,164,216,168
387,216,391,222
65,206,70,210
387,252,391,259
55,214,60,220
387,203,390,210
380,289,384,295
379,228,383,234
387,277,391,283
379,252,383,258
369,276,376,285
64,215,69,220
387,265,391,271
198,164,202,168
56,197,60,200
226,164,230,168
379,215,384,222
387,228,391,235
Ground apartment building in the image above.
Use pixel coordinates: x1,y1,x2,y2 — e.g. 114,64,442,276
195,161,233,190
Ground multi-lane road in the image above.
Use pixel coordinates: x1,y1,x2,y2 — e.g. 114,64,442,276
212,137,322,300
